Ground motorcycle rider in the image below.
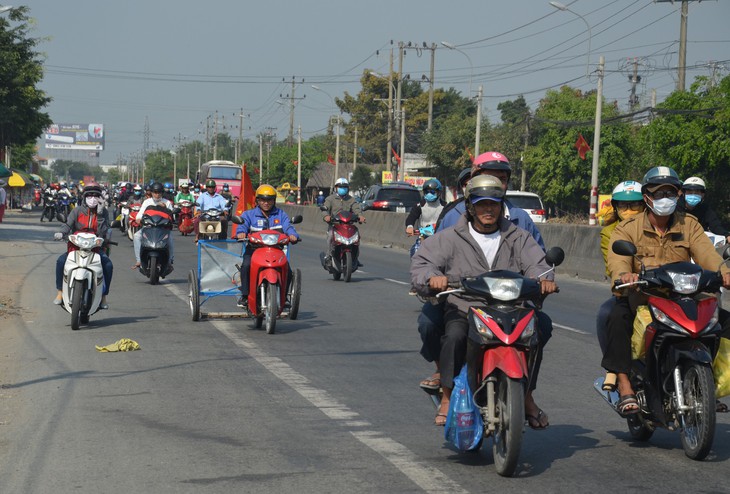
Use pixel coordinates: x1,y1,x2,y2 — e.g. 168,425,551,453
678,176,730,245
322,178,365,266
129,184,144,206
143,184,152,200
405,178,446,253
411,174,558,427
53,183,113,309
132,182,174,270
194,179,229,241
234,184,300,314
602,166,730,415
174,182,194,204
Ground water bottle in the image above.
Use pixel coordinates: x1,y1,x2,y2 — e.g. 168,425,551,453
455,387,476,449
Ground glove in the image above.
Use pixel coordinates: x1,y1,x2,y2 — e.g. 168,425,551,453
54,232,63,241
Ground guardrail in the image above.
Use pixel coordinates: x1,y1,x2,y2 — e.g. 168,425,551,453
280,205,607,283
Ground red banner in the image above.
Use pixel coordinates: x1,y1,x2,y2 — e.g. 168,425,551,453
575,134,591,160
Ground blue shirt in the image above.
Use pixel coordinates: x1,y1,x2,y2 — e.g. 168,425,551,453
195,192,228,212
235,206,299,238
438,199,545,250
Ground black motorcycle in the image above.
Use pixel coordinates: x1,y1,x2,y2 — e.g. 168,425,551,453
138,210,174,285
41,194,57,222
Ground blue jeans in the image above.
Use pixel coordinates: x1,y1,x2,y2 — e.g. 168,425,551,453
56,251,113,296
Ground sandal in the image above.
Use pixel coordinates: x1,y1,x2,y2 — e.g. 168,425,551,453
717,400,729,413
617,394,640,415
525,409,549,430
420,374,441,391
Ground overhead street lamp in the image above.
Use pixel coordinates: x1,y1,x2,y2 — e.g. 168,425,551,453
549,1,592,78
311,85,342,189
441,41,473,97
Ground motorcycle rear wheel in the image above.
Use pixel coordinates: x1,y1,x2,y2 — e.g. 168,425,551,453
149,257,159,285
627,413,654,441
492,374,524,477
680,363,716,460
70,279,84,331
188,270,200,321
289,269,301,320
343,251,353,283
265,282,278,334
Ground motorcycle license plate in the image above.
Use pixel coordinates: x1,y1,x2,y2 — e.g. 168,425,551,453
396,206,405,213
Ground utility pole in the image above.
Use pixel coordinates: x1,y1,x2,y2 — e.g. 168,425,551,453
395,42,404,180
399,109,406,181
428,43,435,132
333,116,341,189
143,116,150,185
589,56,605,226
628,58,641,110
386,46,393,171
353,127,358,170
656,0,696,92
213,111,219,160
297,125,302,204
474,85,483,156
520,114,530,191
205,115,210,161
281,77,305,147
258,134,263,185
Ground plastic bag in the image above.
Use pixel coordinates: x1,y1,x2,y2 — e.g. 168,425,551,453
444,365,483,451
713,338,730,398
631,305,652,361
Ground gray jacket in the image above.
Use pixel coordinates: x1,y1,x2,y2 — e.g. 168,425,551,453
410,214,553,314
321,193,362,219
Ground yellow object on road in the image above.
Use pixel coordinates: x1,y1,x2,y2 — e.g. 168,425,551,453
95,338,140,352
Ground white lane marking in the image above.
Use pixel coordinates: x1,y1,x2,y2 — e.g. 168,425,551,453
553,323,589,335
165,283,466,494
385,278,409,285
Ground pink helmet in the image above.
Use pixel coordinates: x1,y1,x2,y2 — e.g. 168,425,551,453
471,151,511,178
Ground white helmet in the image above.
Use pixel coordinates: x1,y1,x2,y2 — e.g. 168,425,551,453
682,176,706,191
335,178,349,187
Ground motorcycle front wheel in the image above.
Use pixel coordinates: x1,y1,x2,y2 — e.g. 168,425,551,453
492,374,524,477
265,282,279,334
680,362,716,460
149,256,159,285
70,279,85,330
343,251,353,283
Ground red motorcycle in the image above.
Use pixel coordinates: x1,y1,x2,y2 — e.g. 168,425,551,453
320,210,361,282
126,204,142,241
440,247,564,477
33,187,42,207
176,200,195,236
232,215,303,334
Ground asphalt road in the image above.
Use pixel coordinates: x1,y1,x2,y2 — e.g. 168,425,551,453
0,209,729,493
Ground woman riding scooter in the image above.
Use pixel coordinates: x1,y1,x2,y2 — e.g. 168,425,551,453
235,184,300,315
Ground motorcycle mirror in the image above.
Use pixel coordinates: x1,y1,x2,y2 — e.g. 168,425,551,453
231,215,243,225
291,215,303,225
545,247,565,267
611,240,637,257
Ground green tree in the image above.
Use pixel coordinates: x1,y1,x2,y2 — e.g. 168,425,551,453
349,165,376,196
51,159,95,181
0,7,52,151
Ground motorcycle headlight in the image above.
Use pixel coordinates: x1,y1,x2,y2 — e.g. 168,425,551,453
471,308,495,340
650,305,688,335
485,278,523,301
666,270,701,294
334,231,359,245
260,233,280,246
69,234,98,250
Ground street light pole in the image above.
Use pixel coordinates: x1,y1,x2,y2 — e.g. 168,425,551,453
589,56,605,226
549,1,592,78
311,85,341,189
441,41,473,97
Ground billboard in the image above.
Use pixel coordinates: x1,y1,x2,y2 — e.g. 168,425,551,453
44,123,105,150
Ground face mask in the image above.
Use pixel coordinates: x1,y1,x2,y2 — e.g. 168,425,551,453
648,197,677,217
85,197,99,208
617,209,641,221
194,189,200,193
424,192,438,202
337,187,348,196
685,194,702,207
134,191,141,196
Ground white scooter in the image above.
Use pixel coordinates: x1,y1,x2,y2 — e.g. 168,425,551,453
60,232,107,330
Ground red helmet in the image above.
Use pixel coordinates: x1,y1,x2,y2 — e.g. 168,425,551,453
471,151,511,178
51,183,60,191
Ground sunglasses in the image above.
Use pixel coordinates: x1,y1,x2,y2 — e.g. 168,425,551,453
650,190,678,199
615,201,644,211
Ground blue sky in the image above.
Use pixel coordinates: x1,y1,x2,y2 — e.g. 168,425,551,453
14,0,730,164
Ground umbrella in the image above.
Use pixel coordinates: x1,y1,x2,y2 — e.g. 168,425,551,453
0,162,11,178
8,171,26,187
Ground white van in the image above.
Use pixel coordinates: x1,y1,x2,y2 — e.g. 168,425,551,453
505,191,546,223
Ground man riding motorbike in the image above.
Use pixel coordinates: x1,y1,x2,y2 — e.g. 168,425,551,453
194,179,229,241
234,184,300,315
321,178,365,267
602,166,730,415
53,183,114,309
132,182,174,270
411,174,558,427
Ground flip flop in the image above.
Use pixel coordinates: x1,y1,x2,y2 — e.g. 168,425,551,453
419,375,441,391
525,409,549,430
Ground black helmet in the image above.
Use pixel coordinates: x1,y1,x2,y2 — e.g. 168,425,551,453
144,184,151,192
641,166,681,194
151,182,165,193
82,183,103,198
457,167,472,188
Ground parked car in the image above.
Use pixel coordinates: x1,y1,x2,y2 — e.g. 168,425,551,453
361,182,422,213
505,191,546,223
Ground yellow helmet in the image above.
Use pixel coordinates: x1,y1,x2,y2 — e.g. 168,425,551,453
255,184,277,200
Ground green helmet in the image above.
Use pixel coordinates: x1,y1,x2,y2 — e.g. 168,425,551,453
641,166,681,193
611,181,643,202
205,179,216,188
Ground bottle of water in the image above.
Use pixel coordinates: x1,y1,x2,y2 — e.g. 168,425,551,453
455,387,476,449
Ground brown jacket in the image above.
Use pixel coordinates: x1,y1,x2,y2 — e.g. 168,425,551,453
607,210,727,282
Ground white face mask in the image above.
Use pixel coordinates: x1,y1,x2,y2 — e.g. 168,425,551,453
85,197,100,208
648,197,677,216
